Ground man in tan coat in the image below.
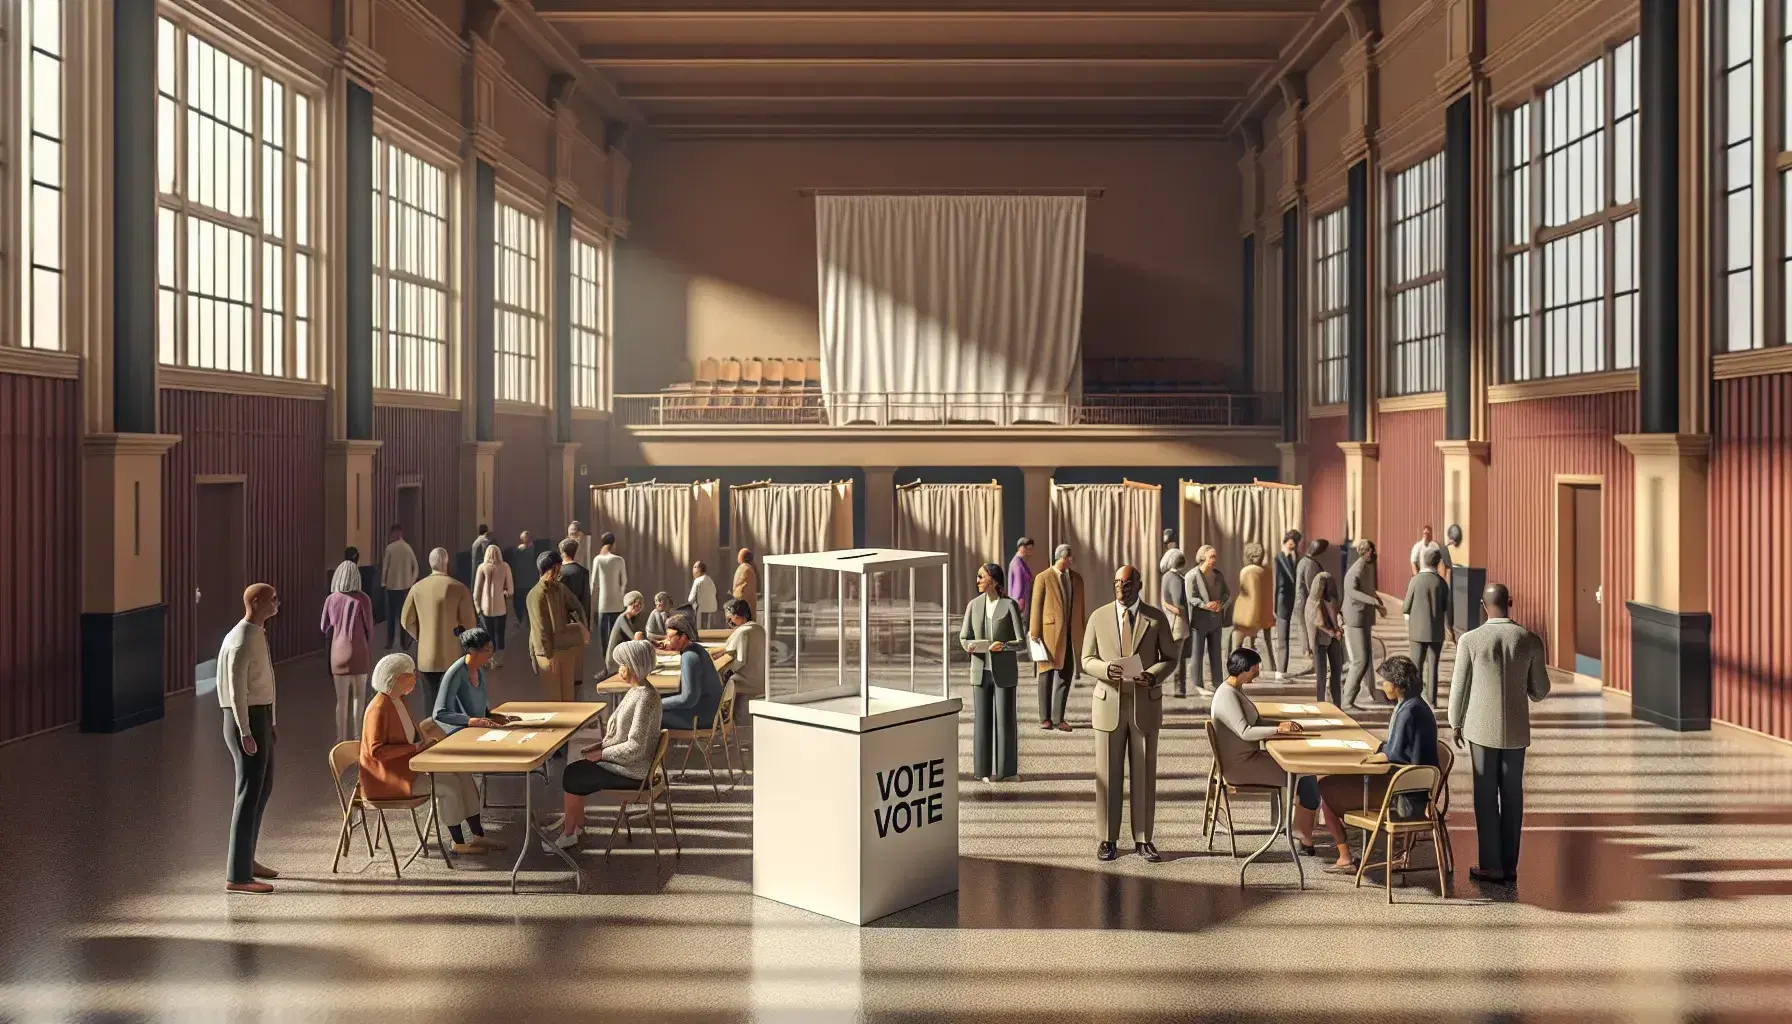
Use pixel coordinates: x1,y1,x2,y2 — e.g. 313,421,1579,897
1029,544,1086,731
1081,565,1180,862
401,547,475,714
1232,541,1279,673
527,550,589,702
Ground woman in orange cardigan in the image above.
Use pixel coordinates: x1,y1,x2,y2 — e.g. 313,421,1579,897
359,653,493,854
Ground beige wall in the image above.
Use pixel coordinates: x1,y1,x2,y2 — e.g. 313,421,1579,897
615,137,1246,392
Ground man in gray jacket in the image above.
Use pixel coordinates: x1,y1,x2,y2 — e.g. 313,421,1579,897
1340,538,1385,708
1292,538,1329,671
1447,583,1550,885
1402,546,1453,706
1183,545,1230,696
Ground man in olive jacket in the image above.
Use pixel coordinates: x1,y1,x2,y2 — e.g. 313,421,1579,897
527,551,589,702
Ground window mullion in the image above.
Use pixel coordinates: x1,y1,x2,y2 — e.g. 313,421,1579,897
284,87,296,380
1762,0,1785,348
1528,95,1545,379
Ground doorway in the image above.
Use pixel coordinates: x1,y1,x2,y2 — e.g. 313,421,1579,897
396,483,422,552
1554,478,1603,680
194,479,247,691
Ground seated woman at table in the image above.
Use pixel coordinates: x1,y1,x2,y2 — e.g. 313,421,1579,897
432,627,510,734
361,653,495,856
606,591,648,674
553,640,664,850
644,592,675,641
1317,655,1440,874
1210,647,1322,851
658,614,722,731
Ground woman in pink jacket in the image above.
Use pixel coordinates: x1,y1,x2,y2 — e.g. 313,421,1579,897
320,559,376,741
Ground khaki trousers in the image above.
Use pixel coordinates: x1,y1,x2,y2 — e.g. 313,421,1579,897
536,650,578,702
1093,689,1158,843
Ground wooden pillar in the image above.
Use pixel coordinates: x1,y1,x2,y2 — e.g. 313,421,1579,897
330,32,383,580
864,467,896,548
548,441,582,536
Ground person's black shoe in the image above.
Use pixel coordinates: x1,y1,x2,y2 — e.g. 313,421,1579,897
1135,842,1162,862
1097,841,1118,862
1468,866,1509,883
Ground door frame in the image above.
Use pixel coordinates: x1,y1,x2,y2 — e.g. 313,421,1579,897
1551,474,1603,672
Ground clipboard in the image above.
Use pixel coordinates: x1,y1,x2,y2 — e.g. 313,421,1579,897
965,639,1000,655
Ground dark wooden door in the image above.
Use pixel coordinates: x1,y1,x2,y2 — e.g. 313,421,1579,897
194,482,246,663
1571,485,1602,668
397,485,422,553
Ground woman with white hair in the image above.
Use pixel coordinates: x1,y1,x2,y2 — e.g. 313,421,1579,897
605,590,648,674
553,640,664,850
359,653,494,855
1159,548,1190,697
473,543,514,668
319,560,374,740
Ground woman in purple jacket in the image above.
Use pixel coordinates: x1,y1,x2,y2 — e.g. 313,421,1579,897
320,559,375,741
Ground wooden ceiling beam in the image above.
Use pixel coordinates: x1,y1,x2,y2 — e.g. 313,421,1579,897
538,0,1319,14
621,81,1244,101
580,43,1282,64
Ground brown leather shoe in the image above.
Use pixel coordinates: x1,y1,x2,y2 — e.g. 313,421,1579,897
451,842,483,855
1039,720,1054,730
469,835,507,852
1055,722,1073,732
225,880,274,894
251,862,279,879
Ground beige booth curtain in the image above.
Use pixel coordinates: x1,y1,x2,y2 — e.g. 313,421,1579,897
729,481,854,557
587,480,721,604
1049,481,1162,606
1195,482,1304,575
894,482,1004,610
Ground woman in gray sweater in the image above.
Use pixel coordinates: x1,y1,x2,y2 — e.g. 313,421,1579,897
554,640,663,850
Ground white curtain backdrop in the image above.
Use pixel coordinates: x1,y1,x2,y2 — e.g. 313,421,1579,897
1196,483,1304,576
816,194,1086,426
587,481,719,605
729,482,853,558
1049,482,1162,607
894,483,1005,610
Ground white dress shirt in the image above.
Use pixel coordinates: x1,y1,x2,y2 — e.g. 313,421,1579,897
216,619,276,736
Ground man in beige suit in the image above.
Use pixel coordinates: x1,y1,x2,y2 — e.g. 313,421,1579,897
401,547,476,716
1081,565,1180,862
1030,544,1086,732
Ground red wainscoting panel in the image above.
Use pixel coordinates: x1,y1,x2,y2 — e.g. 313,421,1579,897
0,373,81,743
1486,393,1636,689
1710,373,1792,741
161,390,329,693
494,412,550,544
1304,414,1349,547
372,406,463,564
1375,407,1446,597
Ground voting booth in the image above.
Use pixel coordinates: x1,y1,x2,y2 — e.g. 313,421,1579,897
749,549,963,925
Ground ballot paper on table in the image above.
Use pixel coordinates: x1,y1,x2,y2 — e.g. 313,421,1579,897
514,732,540,743
1026,638,1050,662
1297,718,1345,727
503,712,556,725
1276,703,1321,714
1305,737,1372,750
476,730,508,742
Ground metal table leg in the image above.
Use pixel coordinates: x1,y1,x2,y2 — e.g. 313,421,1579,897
431,774,455,871
1285,771,1306,890
1239,776,1290,887
509,773,531,895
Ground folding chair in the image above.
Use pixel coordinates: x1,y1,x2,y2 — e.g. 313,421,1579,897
1344,764,1447,903
329,743,439,878
599,730,682,861
667,681,737,799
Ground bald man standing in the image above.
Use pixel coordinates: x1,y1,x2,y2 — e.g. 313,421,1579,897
402,547,476,715
1081,566,1180,862
218,583,281,893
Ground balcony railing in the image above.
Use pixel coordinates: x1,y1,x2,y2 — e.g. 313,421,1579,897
614,390,1279,428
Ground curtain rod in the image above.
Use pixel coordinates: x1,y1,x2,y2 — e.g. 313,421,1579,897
798,187,1104,198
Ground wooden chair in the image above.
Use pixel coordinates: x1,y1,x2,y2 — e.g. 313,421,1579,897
760,358,786,421
327,740,376,859
741,358,765,412
1344,763,1446,903
598,729,681,861
1202,721,1284,857
713,358,743,414
329,742,438,878
668,680,737,799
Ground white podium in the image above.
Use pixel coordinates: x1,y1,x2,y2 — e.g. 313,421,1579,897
749,549,962,926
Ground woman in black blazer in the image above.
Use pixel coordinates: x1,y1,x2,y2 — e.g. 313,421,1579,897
960,562,1028,783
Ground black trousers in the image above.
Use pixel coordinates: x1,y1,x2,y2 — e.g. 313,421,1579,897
1037,665,1073,725
563,760,640,795
597,611,620,651
223,706,275,883
1469,743,1527,877
1274,614,1293,675
417,671,446,720
385,587,410,649
1411,640,1443,705
481,613,507,651
1189,627,1224,691
972,673,1019,780
1312,639,1343,705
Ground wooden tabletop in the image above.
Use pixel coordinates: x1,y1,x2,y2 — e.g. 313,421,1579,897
698,628,732,644
409,702,604,774
1252,698,1391,777
595,648,735,695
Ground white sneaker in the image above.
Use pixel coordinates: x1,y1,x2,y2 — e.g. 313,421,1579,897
546,831,580,851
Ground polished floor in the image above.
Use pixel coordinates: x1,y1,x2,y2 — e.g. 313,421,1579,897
5,614,1792,1023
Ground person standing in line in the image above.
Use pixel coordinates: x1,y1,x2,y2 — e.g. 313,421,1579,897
720,597,767,699
470,523,495,577
565,521,593,574
1293,538,1330,672
1231,542,1278,673
319,560,375,741
379,524,418,651
1403,545,1454,707
1340,538,1387,710
1081,565,1179,862
528,550,589,702
1007,537,1036,621
592,533,629,649
219,583,281,894
1410,524,1453,584
1306,570,1345,705
401,547,476,715
960,563,1027,783
557,538,591,688
473,543,515,668
1273,530,1303,673
1029,544,1085,732
732,548,758,609
1449,583,1550,885
688,560,719,630
1184,545,1230,696
1159,548,1191,697
510,531,535,638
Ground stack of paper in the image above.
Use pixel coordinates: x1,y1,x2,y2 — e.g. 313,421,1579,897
1276,703,1321,714
1297,718,1345,727
476,730,508,743
1306,737,1371,751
